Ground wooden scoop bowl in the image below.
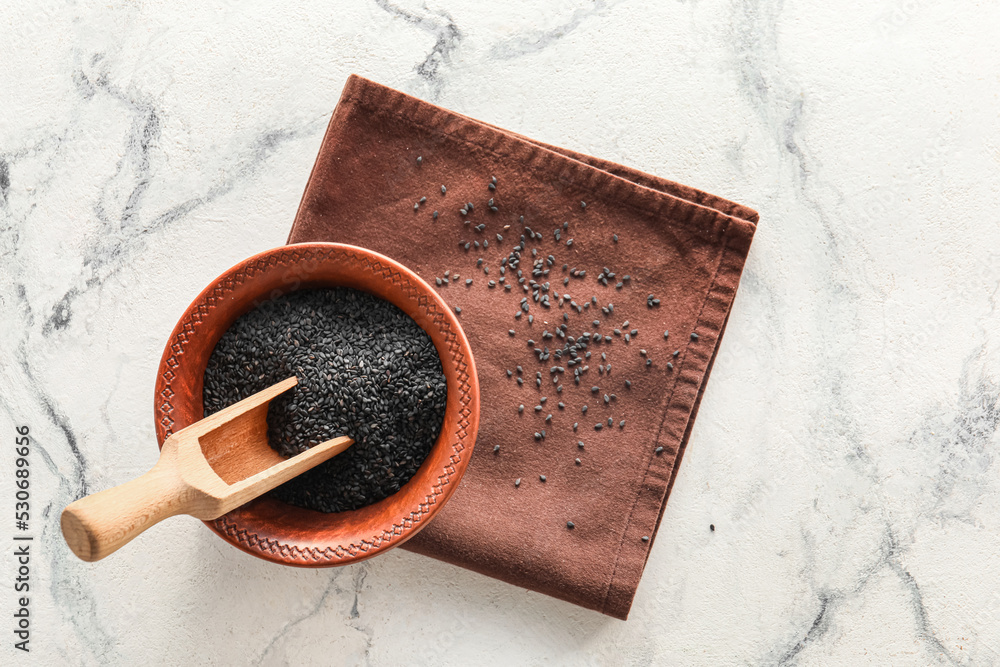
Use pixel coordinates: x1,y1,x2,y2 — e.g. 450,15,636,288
61,377,352,562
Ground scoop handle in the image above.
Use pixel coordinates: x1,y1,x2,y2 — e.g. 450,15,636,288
61,462,190,562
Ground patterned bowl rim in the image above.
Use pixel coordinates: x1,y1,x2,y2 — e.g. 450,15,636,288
153,242,480,566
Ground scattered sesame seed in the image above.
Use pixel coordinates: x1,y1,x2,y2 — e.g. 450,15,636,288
691,332,699,341
641,536,649,542
493,445,500,453
540,475,547,482
655,447,664,455
416,156,423,165
567,520,575,529
515,478,521,487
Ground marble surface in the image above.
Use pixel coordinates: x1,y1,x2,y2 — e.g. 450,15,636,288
2,0,999,664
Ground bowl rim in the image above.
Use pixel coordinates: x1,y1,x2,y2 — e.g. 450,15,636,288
153,242,480,566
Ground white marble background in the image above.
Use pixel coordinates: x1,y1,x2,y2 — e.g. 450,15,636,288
2,0,999,664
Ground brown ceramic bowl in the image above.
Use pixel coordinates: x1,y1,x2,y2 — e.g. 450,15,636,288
153,243,479,566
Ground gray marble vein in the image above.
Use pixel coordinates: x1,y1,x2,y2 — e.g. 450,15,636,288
2,0,1000,664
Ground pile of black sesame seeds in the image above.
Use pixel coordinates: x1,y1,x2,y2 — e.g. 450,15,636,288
413,155,702,535
202,288,447,513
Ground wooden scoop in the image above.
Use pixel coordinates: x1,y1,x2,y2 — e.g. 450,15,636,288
61,377,352,562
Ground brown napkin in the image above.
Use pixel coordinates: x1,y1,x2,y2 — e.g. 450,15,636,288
287,75,758,619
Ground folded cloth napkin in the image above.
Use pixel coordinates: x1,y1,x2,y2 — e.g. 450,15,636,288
287,75,758,619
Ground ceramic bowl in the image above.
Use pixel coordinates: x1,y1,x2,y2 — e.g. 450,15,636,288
154,243,479,566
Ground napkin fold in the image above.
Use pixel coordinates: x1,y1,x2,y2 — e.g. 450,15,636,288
287,75,758,619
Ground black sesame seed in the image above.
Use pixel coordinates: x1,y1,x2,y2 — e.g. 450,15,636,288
641,535,649,542
580,201,587,209
493,444,500,453
416,156,423,165
203,288,445,513
540,475,547,482
567,521,575,529
454,306,462,314
655,447,664,455
691,332,699,341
